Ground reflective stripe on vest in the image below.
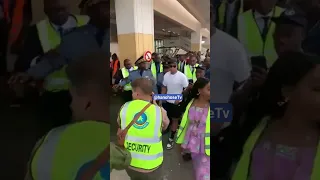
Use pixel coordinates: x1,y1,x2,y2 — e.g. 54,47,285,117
30,121,110,180
232,117,320,180
184,64,199,82
36,15,89,92
120,100,163,169
237,7,282,68
151,62,163,79
176,99,210,156
121,66,138,91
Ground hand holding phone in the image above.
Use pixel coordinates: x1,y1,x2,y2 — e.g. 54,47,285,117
251,56,267,70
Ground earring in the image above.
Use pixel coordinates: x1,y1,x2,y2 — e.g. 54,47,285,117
277,97,289,107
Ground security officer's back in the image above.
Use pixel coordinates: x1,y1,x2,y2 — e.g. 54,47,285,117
118,78,164,180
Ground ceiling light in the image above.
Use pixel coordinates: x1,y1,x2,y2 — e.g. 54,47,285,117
173,32,176,34
177,34,180,35
201,41,205,44
162,29,166,31
168,30,171,33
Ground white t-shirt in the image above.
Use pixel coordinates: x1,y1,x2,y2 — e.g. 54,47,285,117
211,29,251,103
163,71,189,104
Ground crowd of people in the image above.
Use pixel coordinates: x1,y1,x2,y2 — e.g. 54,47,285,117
108,49,211,179
212,0,320,179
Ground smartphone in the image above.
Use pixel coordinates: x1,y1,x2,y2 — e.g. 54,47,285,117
251,56,267,70
188,79,193,84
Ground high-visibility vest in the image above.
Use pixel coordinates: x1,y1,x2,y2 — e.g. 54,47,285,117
4,0,25,48
232,117,320,180
151,61,163,79
121,66,138,91
178,61,186,72
112,59,119,77
237,7,283,67
30,121,110,180
184,64,199,82
176,99,210,156
119,100,163,170
217,0,243,30
36,15,89,92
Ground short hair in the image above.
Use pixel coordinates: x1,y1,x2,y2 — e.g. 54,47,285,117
131,78,153,95
167,58,177,64
66,51,109,95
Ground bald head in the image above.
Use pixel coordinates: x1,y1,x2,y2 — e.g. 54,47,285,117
44,0,70,25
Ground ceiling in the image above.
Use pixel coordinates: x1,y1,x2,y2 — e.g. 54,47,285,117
110,0,194,41
177,0,210,29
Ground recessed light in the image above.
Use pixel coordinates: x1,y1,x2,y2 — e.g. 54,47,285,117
162,29,166,31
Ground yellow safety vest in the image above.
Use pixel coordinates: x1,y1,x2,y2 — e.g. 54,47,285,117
151,61,163,79
30,121,110,180
232,117,320,180
237,7,282,67
184,64,199,82
121,66,138,91
218,0,243,30
36,15,89,92
119,100,163,170
176,99,210,156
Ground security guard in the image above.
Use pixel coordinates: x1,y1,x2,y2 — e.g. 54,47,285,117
8,0,109,136
117,56,158,94
184,55,199,82
150,53,163,81
118,78,169,179
216,0,244,36
25,52,110,180
237,0,283,67
119,59,138,102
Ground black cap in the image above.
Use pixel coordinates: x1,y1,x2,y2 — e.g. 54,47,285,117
135,56,148,65
196,66,206,71
271,8,307,28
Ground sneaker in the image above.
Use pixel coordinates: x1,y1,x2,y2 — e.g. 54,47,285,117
166,138,174,150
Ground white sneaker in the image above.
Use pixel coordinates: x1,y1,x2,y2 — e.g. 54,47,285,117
166,138,174,150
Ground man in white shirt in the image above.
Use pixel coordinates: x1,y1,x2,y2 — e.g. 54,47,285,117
211,4,251,128
162,59,189,150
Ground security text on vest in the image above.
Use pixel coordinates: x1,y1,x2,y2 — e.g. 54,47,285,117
126,142,151,153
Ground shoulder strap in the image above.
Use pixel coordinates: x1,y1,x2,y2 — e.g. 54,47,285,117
79,145,110,180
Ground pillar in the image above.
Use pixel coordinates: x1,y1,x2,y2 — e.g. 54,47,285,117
191,29,202,52
115,0,154,66
202,38,210,49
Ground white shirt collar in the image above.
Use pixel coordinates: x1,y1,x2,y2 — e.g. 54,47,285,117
254,10,273,19
51,15,77,32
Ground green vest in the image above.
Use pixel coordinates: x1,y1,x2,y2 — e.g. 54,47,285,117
232,117,320,180
36,15,89,92
217,0,243,29
121,66,138,91
151,61,163,79
237,7,282,67
30,121,110,180
184,64,199,82
176,99,210,156
119,100,163,170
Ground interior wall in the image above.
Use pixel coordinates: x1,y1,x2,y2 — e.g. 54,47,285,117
110,43,119,55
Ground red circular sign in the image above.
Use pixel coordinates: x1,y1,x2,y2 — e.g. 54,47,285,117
144,51,152,62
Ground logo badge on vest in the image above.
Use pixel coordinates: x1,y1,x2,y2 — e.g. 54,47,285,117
133,112,149,129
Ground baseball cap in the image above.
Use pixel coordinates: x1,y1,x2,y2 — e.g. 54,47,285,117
271,7,307,28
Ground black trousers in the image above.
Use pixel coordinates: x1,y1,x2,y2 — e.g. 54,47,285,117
36,90,72,139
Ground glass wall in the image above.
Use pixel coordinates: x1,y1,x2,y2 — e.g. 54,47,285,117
154,40,164,54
